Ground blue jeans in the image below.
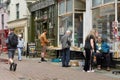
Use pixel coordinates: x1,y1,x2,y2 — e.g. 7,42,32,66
18,48,23,60
62,48,70,66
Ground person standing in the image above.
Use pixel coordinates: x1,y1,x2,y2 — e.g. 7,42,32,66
61,30,72,67
7,28,18,71
39,29,49,62
83,29,98,72
17,34,24,61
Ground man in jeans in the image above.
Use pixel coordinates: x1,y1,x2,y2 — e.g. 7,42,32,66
61,30,72,67
7,28,18,71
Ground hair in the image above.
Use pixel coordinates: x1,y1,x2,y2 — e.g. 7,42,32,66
43,29,47,33
9,28,15,31
85,28,98,40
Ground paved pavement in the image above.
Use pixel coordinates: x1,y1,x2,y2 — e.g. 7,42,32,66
0,54,120,80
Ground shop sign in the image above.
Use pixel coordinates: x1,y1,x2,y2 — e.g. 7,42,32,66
30,0,55,12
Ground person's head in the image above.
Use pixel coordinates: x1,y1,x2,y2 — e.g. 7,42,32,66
9,28,15,34
89,28,98,38
43,29,47,34
97,36,102,43
65,30,72,36
18,34,22,38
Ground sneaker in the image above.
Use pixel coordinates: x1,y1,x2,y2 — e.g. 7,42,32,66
106,67,110,71
87,70,91,72
13,63,17,71
91,70,95,72
9,63,14,71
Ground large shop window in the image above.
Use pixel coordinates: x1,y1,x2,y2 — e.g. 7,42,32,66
92,0,102,7
92,4,115,46
59,14,73,44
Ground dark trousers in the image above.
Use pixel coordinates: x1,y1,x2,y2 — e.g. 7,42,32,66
84,49,94,71
96,52,111,67
62,48,70,66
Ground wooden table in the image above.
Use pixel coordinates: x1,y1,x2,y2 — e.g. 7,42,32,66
47,46,84,60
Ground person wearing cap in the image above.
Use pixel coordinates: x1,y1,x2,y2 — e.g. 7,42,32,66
17,34,24,61
61,30,72,67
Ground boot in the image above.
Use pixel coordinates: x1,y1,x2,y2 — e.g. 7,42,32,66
9,63,14,71
41,58,47,62
13,63,17,71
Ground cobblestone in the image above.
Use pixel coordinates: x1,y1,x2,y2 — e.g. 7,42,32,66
0,54,120,80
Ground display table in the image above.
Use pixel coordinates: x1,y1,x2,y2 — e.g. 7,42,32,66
47,46,84,60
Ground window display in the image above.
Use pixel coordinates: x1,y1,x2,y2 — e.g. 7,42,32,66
92,4,115,48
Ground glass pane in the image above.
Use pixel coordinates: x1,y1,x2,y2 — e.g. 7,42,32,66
66,0,73,12
74,0,85,10
118,3,120,22
92,0,102,7
59,14,73,44
104,0,114,3
59,1,66,15
74,13,83,47
92,4,115,49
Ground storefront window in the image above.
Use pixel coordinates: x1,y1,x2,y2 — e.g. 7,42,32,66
59,0,66,15
74,13,83,47
92,4,115,49
104,0,114,3
59,14,73,44
92,0,102,7
66,0,73,12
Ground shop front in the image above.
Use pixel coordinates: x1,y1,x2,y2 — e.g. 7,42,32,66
58,0,85,48
29,0,58,47
92,0,120,51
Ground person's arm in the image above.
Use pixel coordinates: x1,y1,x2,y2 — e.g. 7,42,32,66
43,35,49,43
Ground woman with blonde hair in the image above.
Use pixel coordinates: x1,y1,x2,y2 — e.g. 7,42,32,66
83,29,98,72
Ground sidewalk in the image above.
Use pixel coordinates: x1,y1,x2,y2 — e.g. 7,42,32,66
0,54,120,80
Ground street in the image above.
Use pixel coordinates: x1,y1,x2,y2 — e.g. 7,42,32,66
0,54,120,80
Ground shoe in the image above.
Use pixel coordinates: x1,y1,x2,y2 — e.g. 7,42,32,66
41,58,47,62
97,65,101,70
41,59,47,62
13,63,17,71
106,67,110,71
62,65,66,67
65,65,71,67
87,70,91,72
9,63,14,71
91,70,95,72
38,61,41,63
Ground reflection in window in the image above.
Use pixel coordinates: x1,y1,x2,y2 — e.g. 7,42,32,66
59,14,73,44
92,0,102,7
66,0,72,12
92,4,115,49
104,0,114,3
59,1,65,15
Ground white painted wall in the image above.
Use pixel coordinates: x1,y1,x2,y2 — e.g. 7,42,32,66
9,0,28,21
83,0,92,45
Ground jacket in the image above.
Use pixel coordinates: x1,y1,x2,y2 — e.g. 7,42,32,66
61,34,71,49
39,33,49,46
